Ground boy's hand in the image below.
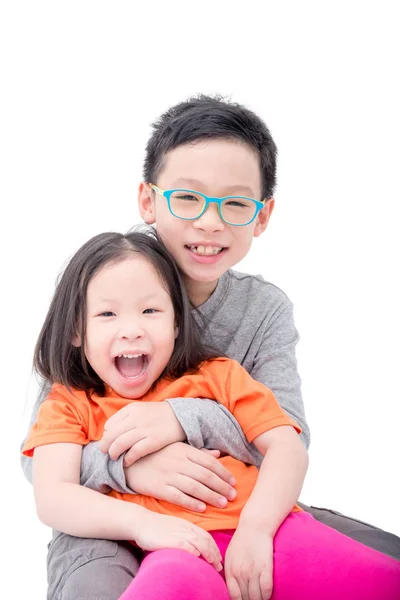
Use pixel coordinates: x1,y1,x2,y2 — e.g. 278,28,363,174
224,526,274,600
125,442,237,511
134,511,223,572
99,402,185,466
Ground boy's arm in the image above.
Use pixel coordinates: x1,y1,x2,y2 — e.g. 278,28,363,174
168,302,309,454
166,398,263,467
251,303,310,448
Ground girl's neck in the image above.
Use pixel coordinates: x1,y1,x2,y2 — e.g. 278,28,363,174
184,277,219,307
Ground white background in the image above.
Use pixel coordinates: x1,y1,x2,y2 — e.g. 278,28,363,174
1,1,399,596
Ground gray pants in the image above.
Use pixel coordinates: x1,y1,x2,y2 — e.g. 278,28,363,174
48,506,400,600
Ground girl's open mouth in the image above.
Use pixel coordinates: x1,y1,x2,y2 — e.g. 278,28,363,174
114,353,149,379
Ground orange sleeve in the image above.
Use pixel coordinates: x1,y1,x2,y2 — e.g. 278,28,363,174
22,386,89,456
221,359,301,443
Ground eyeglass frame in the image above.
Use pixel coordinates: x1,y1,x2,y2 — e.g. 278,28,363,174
149,183,267,227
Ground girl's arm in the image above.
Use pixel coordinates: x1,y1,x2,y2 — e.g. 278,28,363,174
224,425,308,600
33,443,145,539
33,442,222,569
239,425,308,534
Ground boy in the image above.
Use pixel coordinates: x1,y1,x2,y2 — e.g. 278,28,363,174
22,95,400,599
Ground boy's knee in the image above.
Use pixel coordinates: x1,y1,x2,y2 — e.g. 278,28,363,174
47,533,140,600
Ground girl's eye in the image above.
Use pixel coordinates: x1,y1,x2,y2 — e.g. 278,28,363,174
98,311,115,317
143,308,159,314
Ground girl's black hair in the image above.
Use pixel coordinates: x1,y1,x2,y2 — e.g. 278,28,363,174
34,227,219,396
143,94,277,200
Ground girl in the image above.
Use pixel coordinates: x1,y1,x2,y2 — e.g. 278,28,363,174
23,230,400,600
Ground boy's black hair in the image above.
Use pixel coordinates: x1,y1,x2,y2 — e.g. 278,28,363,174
143,94,277,199
34,228,219,396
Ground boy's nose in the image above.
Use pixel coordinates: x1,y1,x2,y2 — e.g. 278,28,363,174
193,203,225,232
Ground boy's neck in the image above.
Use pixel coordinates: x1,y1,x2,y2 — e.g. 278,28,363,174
185,277,219,307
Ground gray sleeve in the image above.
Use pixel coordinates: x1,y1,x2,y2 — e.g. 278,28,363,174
251,304,310,448
167,398,263,467
21,380,132,494
20,380,50,484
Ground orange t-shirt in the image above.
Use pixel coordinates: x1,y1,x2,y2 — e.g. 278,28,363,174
23,357,302,531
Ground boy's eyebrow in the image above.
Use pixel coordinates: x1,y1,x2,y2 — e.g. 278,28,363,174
171,178,257,197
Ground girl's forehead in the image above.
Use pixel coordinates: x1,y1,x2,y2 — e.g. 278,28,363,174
88,255,163,293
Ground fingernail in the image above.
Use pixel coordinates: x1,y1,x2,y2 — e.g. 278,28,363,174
218,497,227,507
216,562,223,571
228,489,237,500
229,476,236,486
196,503,206,511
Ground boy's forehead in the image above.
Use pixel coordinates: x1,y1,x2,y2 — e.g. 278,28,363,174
158,138,262,197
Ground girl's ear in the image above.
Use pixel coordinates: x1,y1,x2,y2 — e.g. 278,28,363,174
174,326,179,339
71,334,81,347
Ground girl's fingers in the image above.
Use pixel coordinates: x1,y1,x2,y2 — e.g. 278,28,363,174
226,574,242,600
248,576,263,600
108,430,143,460
259,570,273,599
188,528,223,571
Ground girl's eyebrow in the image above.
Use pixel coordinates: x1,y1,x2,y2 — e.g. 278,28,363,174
171,177,256,196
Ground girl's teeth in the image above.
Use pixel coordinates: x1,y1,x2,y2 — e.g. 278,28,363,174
189,245,222,255
119,353,143,359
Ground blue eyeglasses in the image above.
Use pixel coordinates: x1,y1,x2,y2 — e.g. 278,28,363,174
149,184,266,226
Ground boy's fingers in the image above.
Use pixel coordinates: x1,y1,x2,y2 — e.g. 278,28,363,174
200,448,221,458
162,485,207,512
178,471,235,507
189,448,236,486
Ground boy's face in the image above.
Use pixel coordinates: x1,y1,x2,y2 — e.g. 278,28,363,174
138,139,274,299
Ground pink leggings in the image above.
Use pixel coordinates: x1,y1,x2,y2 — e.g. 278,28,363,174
119,512,400,600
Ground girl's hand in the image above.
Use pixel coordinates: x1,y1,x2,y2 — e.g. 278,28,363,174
224,526,274,600
99,401,185,466
134,511,223,572
125,442,237,511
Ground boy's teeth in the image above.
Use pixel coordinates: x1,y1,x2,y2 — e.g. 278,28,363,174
189,245,222,255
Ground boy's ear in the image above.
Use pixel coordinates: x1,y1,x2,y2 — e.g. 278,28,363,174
138,182,156,224
253,198,275,238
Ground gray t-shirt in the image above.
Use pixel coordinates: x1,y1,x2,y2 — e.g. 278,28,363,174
21,269,309,493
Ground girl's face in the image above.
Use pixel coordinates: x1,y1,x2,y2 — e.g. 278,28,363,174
80,255,178,398
138,138,274,305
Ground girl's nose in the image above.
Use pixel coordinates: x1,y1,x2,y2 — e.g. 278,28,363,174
118,322,145,341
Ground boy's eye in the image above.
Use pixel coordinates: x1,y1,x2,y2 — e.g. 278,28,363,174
176,194,200,202
225,199,248,208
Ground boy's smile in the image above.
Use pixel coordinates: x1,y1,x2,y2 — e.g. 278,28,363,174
138,138,274,306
